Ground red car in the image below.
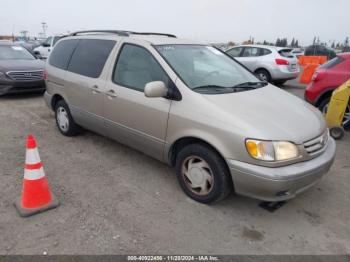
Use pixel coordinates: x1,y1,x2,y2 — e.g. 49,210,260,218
305,52,350,128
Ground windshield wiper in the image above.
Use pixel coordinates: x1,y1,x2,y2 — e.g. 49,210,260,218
192,82,266,94
232,81,267,89
192,85,232,90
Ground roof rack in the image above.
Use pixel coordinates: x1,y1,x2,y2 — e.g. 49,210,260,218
131,32,177,38
69,30,177,38
70,30,130,36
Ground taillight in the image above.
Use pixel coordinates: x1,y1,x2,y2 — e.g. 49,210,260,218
43,69,48,80
311,70,325,82
275,58,289,65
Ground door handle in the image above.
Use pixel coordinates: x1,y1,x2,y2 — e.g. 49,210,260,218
91,85,101,94
106,89,117,98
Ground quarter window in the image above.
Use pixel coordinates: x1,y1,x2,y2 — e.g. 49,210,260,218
261,48,272,55
49,39,79,70
113,44,170,92
67,39,116,78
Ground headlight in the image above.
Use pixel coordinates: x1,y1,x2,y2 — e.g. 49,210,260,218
246,139,299,161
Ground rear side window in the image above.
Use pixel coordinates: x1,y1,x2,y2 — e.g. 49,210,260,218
319,56,345,69
68,39,116,78
242,47,260,57
49,39,79,70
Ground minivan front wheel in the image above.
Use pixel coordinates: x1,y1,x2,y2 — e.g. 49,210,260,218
175,143,232,203
54,100,82,136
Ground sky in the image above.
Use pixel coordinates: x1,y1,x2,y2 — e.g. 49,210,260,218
0,0,349,46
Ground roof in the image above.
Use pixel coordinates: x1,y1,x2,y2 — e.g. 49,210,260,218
338,52,350,59
63,30,205,45
235,44,277,49
229,44,293,51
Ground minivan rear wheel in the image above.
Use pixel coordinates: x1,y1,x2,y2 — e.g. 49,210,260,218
175,143,233,203
54,100,82,136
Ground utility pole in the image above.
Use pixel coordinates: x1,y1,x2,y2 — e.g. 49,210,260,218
41,22,48,38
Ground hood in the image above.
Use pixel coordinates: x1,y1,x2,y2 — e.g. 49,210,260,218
202,85,326,144
0,59,45,72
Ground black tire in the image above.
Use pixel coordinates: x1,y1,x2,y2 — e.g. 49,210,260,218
54,100,82,136
274,80,287,85
175,143,233,204
255,69,271,83
329,126,345,140
319,97,350,129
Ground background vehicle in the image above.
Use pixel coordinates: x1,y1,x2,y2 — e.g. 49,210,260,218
226,45,300,85
33,35,63,59
291,48,304,58
44,31,335,204
305,53,350,128
0,42,45,95
304,44,336,60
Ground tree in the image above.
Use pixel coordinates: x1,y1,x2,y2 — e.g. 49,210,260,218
228,41,236,47
295,40,299,47
291,38,295,47
331,42,335,49
275,38,280,46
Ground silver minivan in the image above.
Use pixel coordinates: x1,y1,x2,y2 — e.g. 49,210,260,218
44,31,336,203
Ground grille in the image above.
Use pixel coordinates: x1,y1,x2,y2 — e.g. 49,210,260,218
6,70,44,81
303,130,329,155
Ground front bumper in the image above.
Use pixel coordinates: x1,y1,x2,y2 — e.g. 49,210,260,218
0,79,45,95
227,138,336,202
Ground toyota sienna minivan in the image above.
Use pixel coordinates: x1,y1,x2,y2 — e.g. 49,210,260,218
44,30,336,203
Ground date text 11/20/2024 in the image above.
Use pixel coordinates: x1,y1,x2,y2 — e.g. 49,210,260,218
127,255,220,261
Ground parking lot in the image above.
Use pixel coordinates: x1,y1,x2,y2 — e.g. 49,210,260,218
0,79,349,255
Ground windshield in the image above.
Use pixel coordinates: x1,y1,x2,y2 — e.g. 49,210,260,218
0,45,35,60
155,45,263,93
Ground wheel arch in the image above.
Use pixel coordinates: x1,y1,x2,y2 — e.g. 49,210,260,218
168,136,226,167
50,94,66,110
315,87,336,107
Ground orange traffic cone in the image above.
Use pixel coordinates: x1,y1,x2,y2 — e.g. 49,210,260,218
14,135,59,217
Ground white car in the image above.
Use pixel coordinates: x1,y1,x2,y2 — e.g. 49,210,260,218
226,45,300,85
291,48,305,58
33,35,63,59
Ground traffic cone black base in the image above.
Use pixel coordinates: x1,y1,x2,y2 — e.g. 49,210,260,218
14,194,59,218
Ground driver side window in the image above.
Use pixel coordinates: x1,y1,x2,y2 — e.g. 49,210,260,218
113,44,170,92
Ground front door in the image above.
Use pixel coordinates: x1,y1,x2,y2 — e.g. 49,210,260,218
103,43,172,161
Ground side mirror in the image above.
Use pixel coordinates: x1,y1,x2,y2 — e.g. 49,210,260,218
42,43,50,47
144,81,168,98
